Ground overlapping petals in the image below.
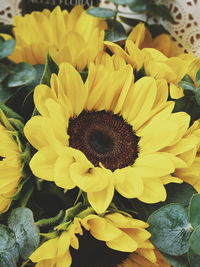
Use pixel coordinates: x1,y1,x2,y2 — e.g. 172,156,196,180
10,5,106,70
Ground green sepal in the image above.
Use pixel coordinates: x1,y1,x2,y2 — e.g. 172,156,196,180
40,231,58,239
40,53,58,86
87,7,117,18
8,208,40,260
35,210,65,227
181,74,195,84
63,202,83,222
178,81,196,92
147,203,192,256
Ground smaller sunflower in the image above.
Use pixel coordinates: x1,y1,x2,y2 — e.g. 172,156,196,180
10,5,106,70
0,109,23,213
173,120,200,191
128,23,182,57
30,211,155,267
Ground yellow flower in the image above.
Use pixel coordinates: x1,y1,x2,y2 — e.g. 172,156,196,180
121,249,170,267
9,5,106,71
105,39,200,99
173,120,200,192
128,23,181,57
0,110,22,213
30,212,153,267
24,61,199,213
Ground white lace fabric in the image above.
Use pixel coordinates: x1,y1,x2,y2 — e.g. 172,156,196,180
0,0,200,56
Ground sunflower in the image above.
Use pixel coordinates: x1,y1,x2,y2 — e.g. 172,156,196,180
105,39,200,99
128,22,181,57
24,61,199,213
0,109,23,213
173,120,200,192
30,211,157,267
9,5,106,70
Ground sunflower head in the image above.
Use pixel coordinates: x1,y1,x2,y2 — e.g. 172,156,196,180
30,210,154,267
10,5,107,70
0,109,23,213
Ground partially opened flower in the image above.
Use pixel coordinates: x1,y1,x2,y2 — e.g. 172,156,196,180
105,39,200,99
0,109,23,212
9,5,106,70
173,120,200,191
30,211,157,267
128,22,181,57
24,61,199,213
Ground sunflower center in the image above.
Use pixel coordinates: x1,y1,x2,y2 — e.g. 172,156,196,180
68,110,139,171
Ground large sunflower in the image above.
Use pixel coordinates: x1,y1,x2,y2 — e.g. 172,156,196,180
0,109,23,212
24,62,199,213
9,5,106,70
30,211,157,267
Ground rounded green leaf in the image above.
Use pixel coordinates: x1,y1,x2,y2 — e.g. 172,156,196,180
7,63,37,87
0,225,19,267
162,253,190,267
8,208,40,260
189,225,200,256
105,19,127,42
147,204,192,256
87,7,117,18
0,38,16,59
188,194,200,228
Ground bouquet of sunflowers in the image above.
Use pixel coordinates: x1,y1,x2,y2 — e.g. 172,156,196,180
0,1,200,266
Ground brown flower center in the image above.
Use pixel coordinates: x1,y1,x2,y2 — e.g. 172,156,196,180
68,110,139,171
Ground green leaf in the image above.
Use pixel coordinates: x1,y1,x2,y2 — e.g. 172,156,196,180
105,19,127,42
119,17,145,27
188,248,200,267
147,204,192,256
8,208,40,260
0,38,16,59
148,4,174,23
162,253,190,267
0,65,9,82
87,7,117,18
178,81,196,92
196,69,200,86
0,83,15,103
189,225,200,256
181,74,194,84
128,0,148,12
41,54,58,86
0,224,19,267
109,0,134,5
195,88,200,105
188,194,200,228
7,63,37,87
